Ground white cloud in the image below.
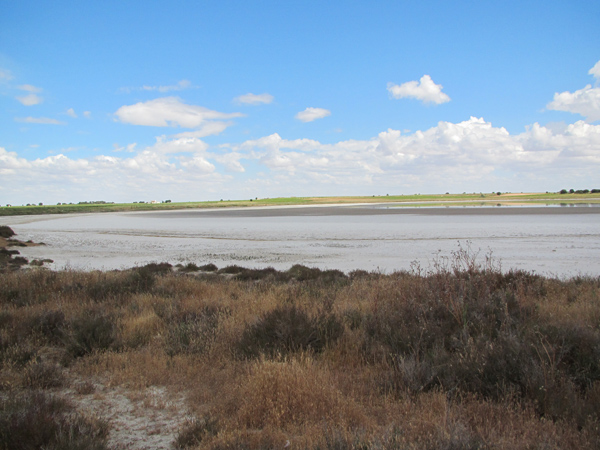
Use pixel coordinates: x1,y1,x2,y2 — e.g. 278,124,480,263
16,94,43,106
66,108,77,118
546,60,600,123
172,121,231,139
234,93,274,105
15,117,65,125
120,80,193,94
15,84,43,106
3,117,600,204
589,60,600,79
0,68,14,82
295,107,331,122
113,143,137,153
83,111,91,118
17,84,42,93
142,79,192,93
114,97,243,128
387,75,451,104
547,85,600,122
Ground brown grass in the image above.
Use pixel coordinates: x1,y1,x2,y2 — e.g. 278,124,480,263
1,255,600,448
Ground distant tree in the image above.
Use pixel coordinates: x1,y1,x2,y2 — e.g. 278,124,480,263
559,189,568,194
569,189,575,194
496,192,502,196
592,189,600,193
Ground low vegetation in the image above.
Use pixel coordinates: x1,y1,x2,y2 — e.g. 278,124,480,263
2,191,600,216
1,248,600,448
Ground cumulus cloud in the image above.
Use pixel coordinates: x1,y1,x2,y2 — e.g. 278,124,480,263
114,97,243,129
66,108,77,118
295,107,331,122
3,117,600,204
234,93,274,105
15,117,65,125
387,75,451,104
232,117,600,190
546,60,600,123
589,61,600,79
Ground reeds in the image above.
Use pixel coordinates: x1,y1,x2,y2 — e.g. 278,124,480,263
1,256,599,448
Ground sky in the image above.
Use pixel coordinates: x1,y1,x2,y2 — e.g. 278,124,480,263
1,0,600,205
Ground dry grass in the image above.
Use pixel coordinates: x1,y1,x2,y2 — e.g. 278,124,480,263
1,255,600,448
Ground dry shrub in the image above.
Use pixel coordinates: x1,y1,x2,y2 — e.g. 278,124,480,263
0,226,15,239
121,309,163,348
229,358,367,431
164,306,224,356
67,308,118,357
236,304,343,358
0,269,59,306
175,415,219,448
23,358,64,389
0,390,109,450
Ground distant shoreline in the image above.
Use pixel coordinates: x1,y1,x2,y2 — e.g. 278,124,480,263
2,192,600,217
136,203,600,219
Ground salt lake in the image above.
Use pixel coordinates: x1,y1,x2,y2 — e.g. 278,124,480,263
3,204,600,278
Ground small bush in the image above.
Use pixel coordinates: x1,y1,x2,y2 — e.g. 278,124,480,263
32,309,66,344
164,307,223,356
174,415,219,448
23,358,64,389
0,391,109,450
68,310,117,357
136,262,172,275
198,263,219,272
234,267,278,281
218,265,246,274
0,226,15,239
237,305,344,358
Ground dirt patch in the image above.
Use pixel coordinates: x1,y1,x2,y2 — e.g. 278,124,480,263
66,379,191,450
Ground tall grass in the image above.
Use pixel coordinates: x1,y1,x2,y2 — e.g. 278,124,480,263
1,257,599,448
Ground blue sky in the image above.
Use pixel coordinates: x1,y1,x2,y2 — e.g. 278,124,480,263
1,0,599,204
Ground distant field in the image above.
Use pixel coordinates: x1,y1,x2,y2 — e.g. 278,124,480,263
1,192,600,216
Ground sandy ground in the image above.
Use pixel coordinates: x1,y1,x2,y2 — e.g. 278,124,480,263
65,379,191,450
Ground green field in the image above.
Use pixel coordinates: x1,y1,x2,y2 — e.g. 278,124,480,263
2,192,600,216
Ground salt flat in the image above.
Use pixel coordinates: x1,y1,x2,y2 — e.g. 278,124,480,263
3,204,599,277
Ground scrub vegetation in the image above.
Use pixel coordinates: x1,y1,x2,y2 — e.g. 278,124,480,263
2,191,600,216
1,244,600,448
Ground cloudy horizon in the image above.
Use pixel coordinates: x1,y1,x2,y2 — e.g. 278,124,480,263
1,2,599,205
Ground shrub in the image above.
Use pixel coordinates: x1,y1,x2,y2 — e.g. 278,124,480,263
164,307,223,356
233,267,278,281
0,226,15,239
237,305,343,358
86,270,155,301
68,310,117,357
23,358,65,388
0,391,109,450
136,262,172,275
174,415,219,448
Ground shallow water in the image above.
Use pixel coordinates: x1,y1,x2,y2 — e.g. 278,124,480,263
3,205,600,277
